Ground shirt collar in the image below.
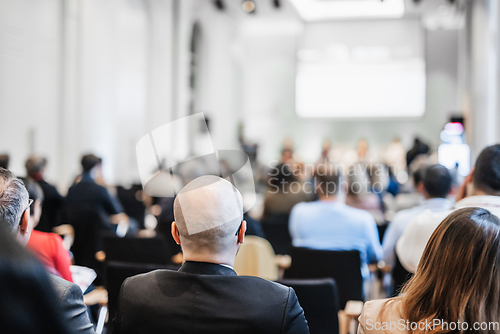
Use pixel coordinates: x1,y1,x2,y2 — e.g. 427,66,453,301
455,195,500,209
422,197,453,210
80,172,94,182
178,261,237,276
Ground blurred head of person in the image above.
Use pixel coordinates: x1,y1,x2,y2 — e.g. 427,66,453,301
321,139,331,158
314,164,341,200
422,164,452,199
471,144,500,196
0,168,31,246
171,175,246,267
20,177,44,229
366,164,389,194
81,154,102,176
346,164,371,199
0,154,9,170
280,148,293,164
25,155,47,181
0,219,70,333
390,207,500,331
356,138,369,160
268,163,297,193
412,167,425,192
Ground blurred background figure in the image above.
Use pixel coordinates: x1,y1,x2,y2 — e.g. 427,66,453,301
23,177,74,282
0,154,9,170
263,163,310,221
25,155,64,232
345,164,385,225
406,137,430,169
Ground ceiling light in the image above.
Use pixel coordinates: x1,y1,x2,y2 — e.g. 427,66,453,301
288,0,405,21
242,0,256,13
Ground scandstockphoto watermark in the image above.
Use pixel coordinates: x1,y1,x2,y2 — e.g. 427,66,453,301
365,319,500,332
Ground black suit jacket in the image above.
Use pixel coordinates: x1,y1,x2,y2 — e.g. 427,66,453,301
36,180,64,232
113,261,309,334
65,173,122,216
50,275,95,333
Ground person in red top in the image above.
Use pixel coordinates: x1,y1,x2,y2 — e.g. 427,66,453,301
23,177,73,282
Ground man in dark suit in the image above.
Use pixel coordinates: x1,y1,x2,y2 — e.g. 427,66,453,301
0,168,94,333
65,154,125,221
25,155,65,232
113,175,309,334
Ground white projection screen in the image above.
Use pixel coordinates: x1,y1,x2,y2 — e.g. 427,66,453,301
296,20,426,118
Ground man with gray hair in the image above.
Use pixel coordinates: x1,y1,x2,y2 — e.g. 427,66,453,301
0,168,94,333
113,175,309,334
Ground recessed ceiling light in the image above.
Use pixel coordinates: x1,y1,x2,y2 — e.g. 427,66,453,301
242,0,256,13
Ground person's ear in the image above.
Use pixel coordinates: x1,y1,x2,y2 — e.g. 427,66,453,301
237,220,246,245
17,209,32,246
171,222,181,245
467,166,475,184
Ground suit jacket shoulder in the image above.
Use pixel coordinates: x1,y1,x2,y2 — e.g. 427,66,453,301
50,275,95,334
115,269,309,334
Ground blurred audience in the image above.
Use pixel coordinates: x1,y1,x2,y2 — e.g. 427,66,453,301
356,138,371,163
345,163,385,224
23,177,73,282
0,168,94,333
263,163,310,220
359,207,500,334
383,137,406,175
382,164,453,269
25,155,64,232
393,160,428,211
406,137,429,168
397,144,500,272
289,165,382,280
66,154,128,229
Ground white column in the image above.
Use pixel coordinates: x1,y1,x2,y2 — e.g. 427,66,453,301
463,0,500,160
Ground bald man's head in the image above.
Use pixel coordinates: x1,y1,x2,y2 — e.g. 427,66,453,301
173,175,244,256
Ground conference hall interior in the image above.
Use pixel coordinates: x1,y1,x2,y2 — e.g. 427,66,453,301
1,0,500,333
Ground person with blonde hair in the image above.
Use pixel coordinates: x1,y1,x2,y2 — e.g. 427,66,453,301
358,207,500,334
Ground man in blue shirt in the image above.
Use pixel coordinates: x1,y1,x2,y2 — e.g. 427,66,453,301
289,166,382,280
382,164,453,268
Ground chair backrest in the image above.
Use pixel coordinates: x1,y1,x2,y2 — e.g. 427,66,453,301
391,252,413,297
116,185,146,229
102,235,172,265
278,278,340,334
65,207,114,270
105,261,170,324
284,247,363,309
261,213,291,255
234,236,278,280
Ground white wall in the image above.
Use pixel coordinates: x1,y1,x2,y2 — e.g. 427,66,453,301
0,0,61,179
461,0,500,160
